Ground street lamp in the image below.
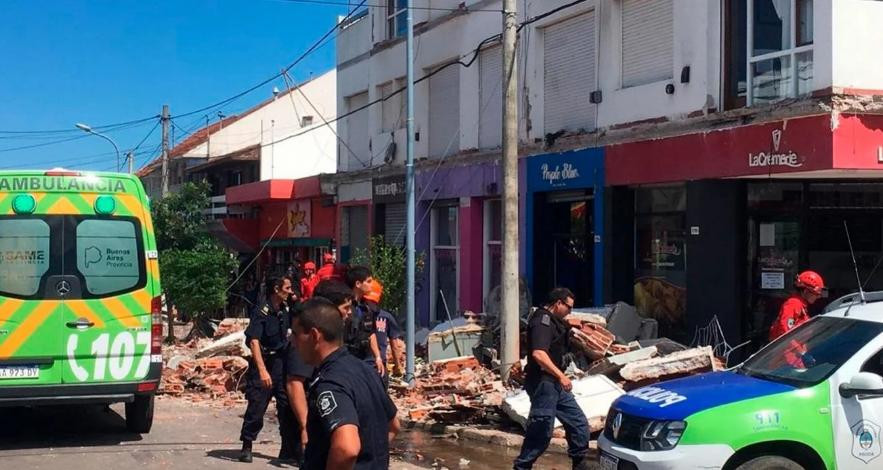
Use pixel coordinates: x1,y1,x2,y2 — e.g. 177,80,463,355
75,123,122,172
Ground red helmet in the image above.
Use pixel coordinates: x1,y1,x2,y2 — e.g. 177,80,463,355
323,253,335,264
795,270,825,295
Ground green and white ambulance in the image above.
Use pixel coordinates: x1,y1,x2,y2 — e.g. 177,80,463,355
0,170,162,433
600,291,883,470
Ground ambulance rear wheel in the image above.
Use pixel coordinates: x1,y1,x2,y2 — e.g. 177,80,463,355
735,456,804,470
125,394,155,433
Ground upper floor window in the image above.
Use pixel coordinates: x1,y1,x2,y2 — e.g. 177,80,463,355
379,78,406,132
621,0,673,88
748,0,813,105
428,63,460,159
544,11,597,134
300,115,314,127
387,0,407,39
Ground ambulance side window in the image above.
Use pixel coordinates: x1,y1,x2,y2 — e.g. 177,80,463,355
861,349,883,377
0,219,50,297
76,219,141,296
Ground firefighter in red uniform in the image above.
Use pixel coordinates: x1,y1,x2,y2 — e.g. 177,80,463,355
769,270,826,342
300,262,319,300
316,253,337,281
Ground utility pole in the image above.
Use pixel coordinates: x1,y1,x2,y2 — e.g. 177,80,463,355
127,151,134,174
500,0,519,383
404,0,417,387
160,105,170,197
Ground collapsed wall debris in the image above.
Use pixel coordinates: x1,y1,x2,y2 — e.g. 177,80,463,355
395,306,726,434
159,318,252,407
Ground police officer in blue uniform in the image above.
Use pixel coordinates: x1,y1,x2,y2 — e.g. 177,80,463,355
292,297,400,470
345,266,385,375
238,276,299,463
513,287,590,470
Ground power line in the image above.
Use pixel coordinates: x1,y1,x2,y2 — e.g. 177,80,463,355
172,0,367,120
131,119,162,154
270,0,501,12
281,70,371,169
253,1,586,150
0,120,156,154
0,115,161,136
0,147,158,170
261,34,500,150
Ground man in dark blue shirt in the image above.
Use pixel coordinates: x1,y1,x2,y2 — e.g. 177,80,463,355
514,287,590,470
363,281,402,386
292,297,400,470
239,276,299,463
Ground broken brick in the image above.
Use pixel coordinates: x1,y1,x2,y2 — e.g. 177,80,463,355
619,346,715,382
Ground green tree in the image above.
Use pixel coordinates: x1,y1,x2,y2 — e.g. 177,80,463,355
152,181,213,251
352,236,423,317
151,181,236,338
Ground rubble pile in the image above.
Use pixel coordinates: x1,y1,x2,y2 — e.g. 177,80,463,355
391,356,505,424
396,307,726,437
159,318,252,407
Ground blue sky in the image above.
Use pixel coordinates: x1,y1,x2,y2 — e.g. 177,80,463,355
0,0,351,171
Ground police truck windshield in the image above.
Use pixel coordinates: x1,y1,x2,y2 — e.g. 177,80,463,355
739,317,883,387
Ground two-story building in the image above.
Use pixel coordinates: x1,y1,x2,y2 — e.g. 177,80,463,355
335,0,883,348
139,69,339,276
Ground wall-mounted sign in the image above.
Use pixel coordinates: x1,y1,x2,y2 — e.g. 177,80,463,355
540,163,581,187
287,200,311,238
761,271,785,290
526,148,602,192
373,175,406,204
748,129,804,169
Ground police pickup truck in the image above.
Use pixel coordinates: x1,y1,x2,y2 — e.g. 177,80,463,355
599,291,883,470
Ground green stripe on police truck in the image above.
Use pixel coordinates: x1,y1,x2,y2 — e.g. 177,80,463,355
679,382,836,469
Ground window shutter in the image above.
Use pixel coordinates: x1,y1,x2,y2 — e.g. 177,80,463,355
345,91,370,169
429,64,460,158
380,80,403,132
543,11,597,134
479,45,503,149
622,0,674,88
384,203,407,246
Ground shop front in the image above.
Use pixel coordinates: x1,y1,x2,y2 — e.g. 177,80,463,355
606,113,883,349
525,148,605,309
415,161,501,326
225,176,336,278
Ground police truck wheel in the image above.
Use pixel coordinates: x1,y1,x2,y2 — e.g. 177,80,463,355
125,394,155,433
735,456,804,470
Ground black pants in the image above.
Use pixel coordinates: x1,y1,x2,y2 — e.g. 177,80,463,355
239,353,299,457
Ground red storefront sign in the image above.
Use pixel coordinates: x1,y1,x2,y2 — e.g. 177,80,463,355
606,113,883,185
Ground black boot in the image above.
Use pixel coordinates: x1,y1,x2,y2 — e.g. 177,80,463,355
239,440,253,463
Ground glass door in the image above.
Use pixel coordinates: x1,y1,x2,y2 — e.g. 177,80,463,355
746,216,800,346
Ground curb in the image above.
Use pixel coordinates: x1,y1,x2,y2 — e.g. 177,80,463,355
401,419,598,456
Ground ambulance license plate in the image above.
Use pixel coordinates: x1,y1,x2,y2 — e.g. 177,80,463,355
600,451,619,470
0,365,38,379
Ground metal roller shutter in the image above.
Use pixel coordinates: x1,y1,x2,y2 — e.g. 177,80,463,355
543,11,597,134
479,45,503,149
384,203,407,246
345,91,370,170
622,0,674,88
429,64,460,159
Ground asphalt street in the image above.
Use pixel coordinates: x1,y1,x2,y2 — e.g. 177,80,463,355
0,396,588,469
